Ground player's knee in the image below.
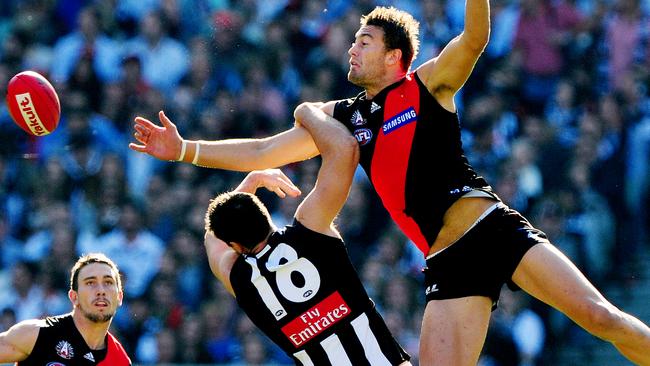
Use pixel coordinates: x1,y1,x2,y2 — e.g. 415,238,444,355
582,302,625,338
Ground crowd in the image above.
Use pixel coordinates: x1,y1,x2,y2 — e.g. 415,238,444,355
1,0,649,364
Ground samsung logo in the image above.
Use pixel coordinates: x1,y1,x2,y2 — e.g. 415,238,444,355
382,107,417,134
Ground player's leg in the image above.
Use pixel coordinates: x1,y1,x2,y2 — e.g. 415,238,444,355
420,212,506,366
512,243,650,365
420,296,492,366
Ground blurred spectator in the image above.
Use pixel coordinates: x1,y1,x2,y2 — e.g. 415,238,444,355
124,10,190,97
481,288,545,366
605,0,647,91
79,201,164,298
168,230,206,310
0,211,23,269
514,0,583,113
0,262,46,321
50,5,123,84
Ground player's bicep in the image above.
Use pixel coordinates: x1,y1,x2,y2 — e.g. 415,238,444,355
0,321,40,362
417,35,484,103
204,232,237,296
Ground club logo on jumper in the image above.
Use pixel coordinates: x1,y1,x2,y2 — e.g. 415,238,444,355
370,102,381,113
351,110,366,126
55,340,74,359
425,284,439,295
382,107,417,134
84,352,95,362
16,93,49,136
281,291,351,347
353,128,373,146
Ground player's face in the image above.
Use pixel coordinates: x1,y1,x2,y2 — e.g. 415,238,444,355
348,25,389,87
72,263,123,323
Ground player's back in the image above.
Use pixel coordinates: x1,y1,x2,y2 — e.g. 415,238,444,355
230,220,409,366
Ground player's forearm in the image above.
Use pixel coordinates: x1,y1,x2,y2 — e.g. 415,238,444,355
463,0,490,51
177,138,271,171
179,128,318,171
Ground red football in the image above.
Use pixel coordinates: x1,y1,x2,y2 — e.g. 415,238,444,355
6,70,61,136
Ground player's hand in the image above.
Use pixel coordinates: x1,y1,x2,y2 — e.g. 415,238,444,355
236,169,301,198
129,110,183,161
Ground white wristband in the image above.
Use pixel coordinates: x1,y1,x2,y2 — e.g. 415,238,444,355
177,140,187,162
192,142,201,165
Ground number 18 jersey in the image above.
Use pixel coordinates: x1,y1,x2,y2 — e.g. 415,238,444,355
230,220,409,366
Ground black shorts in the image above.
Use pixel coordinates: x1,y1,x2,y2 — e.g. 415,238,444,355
422,203,548,307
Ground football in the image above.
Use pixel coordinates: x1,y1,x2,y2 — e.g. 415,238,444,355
6,70,61,136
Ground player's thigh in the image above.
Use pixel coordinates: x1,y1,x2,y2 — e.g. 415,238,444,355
420,296,492,366
512,243,611,321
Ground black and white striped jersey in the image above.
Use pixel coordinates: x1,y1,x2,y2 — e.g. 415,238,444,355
230,220,410,366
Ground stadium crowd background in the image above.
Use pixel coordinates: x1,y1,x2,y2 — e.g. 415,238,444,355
1,0,650,364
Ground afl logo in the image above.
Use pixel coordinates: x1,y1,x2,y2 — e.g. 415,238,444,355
354,128,372,146
47,363,66,366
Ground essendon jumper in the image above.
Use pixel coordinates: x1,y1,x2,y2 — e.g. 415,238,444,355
334,73,493,255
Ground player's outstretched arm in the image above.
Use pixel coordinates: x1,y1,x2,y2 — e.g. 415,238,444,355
129,110,319,171
293,103,359,237
416,0,490,109
0,320,42,362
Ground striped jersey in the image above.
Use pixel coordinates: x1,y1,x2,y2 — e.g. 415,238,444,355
333,73,494,255
230,220,410,365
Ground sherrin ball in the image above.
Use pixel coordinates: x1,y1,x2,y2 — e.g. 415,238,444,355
6,70,61,136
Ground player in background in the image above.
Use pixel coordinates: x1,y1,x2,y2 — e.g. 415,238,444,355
203,103,410,365
0,253,131,365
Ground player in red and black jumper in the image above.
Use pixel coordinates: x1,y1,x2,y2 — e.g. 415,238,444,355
0,253,131,365
131,2,650,365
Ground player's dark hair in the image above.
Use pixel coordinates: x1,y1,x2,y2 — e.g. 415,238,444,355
361,6,420,72
205,192,273,250
70,253,122,291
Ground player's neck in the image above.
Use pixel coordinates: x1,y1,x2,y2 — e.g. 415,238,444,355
72,311,111,350
365,70,407,99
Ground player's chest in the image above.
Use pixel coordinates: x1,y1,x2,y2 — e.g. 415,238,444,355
346,99,420,149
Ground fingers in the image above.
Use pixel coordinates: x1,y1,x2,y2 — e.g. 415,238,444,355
275,171,301,197
134,116,157,129
272,186,287,198
128,142,147,152
274,178,301,197
158,110,175,129
133,125,148,144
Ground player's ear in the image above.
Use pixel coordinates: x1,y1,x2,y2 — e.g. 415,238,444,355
386,48,402,67
68,289,78,305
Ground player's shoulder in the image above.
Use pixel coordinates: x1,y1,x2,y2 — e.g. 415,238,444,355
13,318,48,331
2,319,44,350
10,315,63,338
